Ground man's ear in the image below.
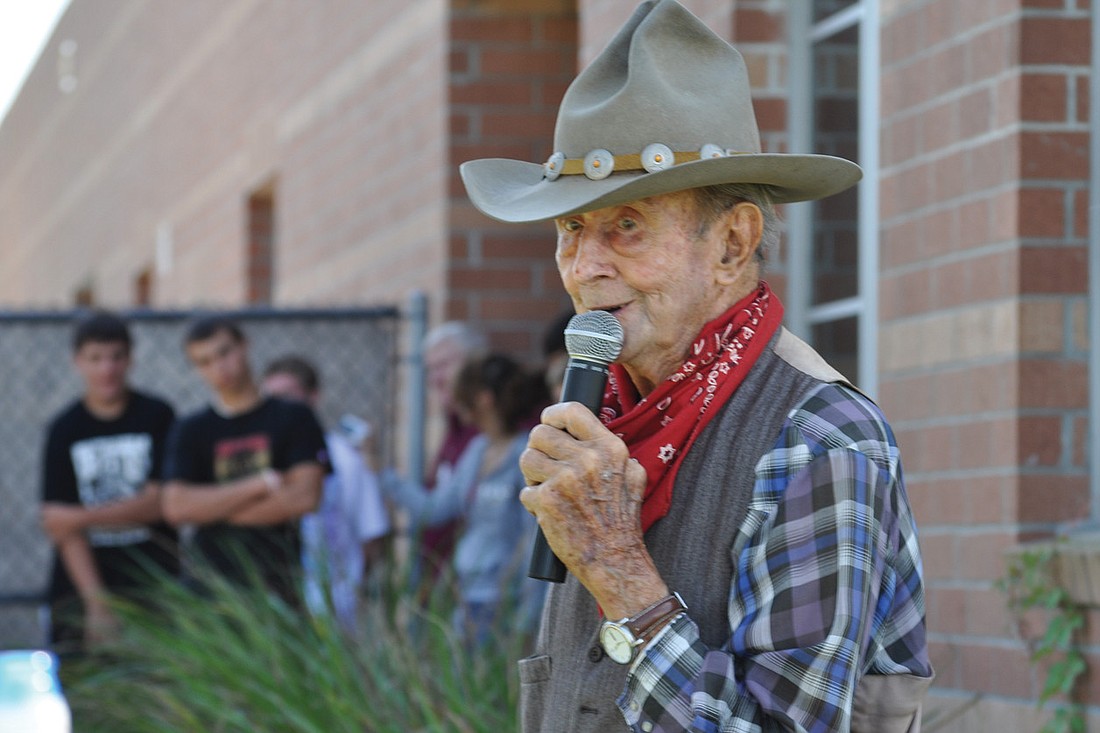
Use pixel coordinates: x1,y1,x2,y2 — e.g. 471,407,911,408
716,202,763,285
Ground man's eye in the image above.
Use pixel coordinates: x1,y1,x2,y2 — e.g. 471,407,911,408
618,217,637,230
560,219,582,233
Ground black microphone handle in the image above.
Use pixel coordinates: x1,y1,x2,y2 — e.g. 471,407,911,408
528,358,610,582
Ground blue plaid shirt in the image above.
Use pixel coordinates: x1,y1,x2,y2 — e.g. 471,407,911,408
619,382,931,732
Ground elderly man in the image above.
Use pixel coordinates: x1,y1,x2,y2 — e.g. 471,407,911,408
460,2,932,732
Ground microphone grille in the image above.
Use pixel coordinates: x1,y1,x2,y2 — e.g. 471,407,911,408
564,311,624,365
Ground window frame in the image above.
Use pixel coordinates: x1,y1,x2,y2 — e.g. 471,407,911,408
786,0,880,397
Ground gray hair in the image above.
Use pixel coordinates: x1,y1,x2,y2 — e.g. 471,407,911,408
692,182,780,264
423,320,488,356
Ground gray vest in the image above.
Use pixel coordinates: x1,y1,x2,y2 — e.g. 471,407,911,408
517,329,930,732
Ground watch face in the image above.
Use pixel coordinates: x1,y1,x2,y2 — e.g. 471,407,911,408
599,623,636,665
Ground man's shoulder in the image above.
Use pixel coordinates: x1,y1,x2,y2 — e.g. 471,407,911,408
44,399,88,438
786,381,897,464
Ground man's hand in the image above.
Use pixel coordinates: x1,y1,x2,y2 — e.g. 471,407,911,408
520,402,668,619
41,502,87,543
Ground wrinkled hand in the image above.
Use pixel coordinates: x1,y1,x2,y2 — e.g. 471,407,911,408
520,403,667,619
41,503,87,542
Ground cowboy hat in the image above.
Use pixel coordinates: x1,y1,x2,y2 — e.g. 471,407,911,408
460,0,862,224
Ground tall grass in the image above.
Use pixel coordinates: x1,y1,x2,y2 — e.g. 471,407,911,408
64,561,530,733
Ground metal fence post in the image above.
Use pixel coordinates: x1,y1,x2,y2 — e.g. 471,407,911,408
405,291,428,487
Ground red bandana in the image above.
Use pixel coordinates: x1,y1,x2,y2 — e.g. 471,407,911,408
600,282,784,532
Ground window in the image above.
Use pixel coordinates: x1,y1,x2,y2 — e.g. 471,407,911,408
246,181,276,305
787,1,879,395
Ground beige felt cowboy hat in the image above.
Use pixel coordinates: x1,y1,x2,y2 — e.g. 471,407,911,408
460,0,862,224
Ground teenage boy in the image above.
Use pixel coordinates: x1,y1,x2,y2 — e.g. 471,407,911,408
261,355,390,630
40,310,178,654
162,316,326,604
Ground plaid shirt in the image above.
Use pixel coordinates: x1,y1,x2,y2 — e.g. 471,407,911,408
619,383,931,732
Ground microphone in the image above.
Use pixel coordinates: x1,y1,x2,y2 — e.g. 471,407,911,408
529,310,625,582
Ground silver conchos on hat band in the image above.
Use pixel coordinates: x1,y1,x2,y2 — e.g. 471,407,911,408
641,143,674,173
583,149,614,180
544,152,565,181
700,144,726,159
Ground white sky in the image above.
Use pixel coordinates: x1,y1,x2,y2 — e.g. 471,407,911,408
0,0,72,125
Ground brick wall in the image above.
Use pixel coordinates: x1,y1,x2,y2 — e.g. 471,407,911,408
879,0,1093,727
0,0,450,310
448,0,578,359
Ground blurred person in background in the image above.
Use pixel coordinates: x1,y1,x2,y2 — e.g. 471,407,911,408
261,354,389,632
414,322,488,591
540,309,574,402
40,310,178,656
161,316,326,606
382,353,548,646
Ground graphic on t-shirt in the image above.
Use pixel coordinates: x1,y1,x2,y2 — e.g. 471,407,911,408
214,434,272,483
70,433,154,547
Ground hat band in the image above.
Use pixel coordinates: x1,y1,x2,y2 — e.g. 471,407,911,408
544,143,743,182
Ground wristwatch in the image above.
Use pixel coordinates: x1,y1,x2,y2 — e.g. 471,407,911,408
599,591,688,665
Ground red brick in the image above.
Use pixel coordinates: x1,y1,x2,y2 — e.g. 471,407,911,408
1020,73,1070,123
475,294,567,321
1019,245,1089,294
1018,359,1088,408
957,197,992,249
480,47,572,76
958,642,1034,696
538,17,579,45
482,233,555,260
481,110,556,140
927,586,967,635
733,8,782,42
958,87,993,139
1020,132,1090,180
1017,474,1090,523
1018,188,1067,238
1021,17,1091,65
924,0,955,47
968,135,1017,191
449,265,534,291
928,640,961,688
965,585,1017,638
450,17,534,43
451,80,534,106
967,22,1014,83
752,98,786,133
958,531,1019,582
1017,415,1065,467
880,269,932,320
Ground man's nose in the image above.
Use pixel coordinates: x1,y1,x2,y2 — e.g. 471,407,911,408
570,235,616,283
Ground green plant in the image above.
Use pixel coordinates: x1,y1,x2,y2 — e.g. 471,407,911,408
998,543,1087,733
63,561,532,733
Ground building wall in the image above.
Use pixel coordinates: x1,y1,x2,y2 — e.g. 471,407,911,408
877,0,1094,727
448,0,578,356
0,0,451,312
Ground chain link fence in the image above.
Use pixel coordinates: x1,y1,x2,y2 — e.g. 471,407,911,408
0,306,405,649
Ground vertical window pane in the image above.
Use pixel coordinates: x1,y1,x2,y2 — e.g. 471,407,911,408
812,316,860,386
811,24,860,307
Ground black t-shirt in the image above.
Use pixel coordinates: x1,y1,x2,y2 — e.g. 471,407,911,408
41,390,179,602
163,397,327,600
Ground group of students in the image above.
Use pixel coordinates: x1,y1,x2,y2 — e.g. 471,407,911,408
40,310,552,657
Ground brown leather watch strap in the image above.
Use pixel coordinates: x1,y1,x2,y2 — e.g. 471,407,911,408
625,591,688,639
